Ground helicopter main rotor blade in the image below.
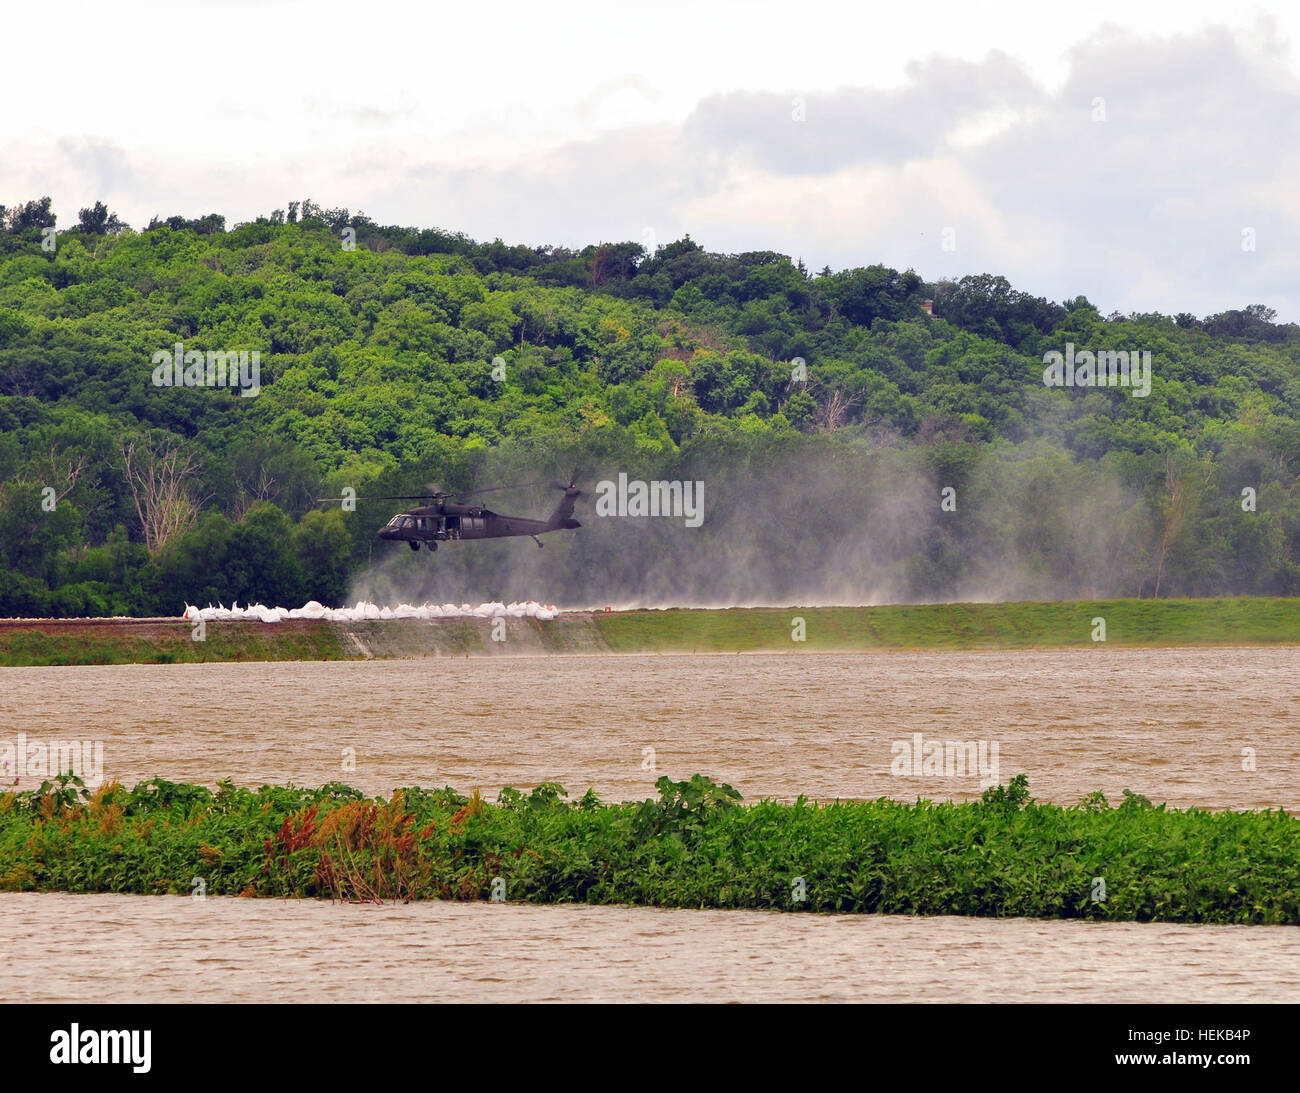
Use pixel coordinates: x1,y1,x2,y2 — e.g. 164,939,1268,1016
315,480,561,505
315,494,446,503
441,480,554,498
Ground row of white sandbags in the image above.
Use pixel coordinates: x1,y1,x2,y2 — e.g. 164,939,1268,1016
182,600,560,623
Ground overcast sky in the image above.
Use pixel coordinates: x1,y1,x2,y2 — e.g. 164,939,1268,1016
3,0,1297,320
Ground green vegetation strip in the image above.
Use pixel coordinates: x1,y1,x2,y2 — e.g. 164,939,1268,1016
4,773,1297,924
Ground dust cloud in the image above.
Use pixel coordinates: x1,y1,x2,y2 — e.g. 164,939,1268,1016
347,441,1152,609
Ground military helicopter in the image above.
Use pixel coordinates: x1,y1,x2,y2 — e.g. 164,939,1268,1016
320,480,581,552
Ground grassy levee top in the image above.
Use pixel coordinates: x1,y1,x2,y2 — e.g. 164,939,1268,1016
592,597,1300,652
0,597,1297,666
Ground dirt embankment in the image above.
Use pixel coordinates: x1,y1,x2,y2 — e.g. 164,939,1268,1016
0,614,612,665
0,599,1296,666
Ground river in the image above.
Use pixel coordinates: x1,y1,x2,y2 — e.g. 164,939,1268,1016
2,647,1296,808
4,646,1298,1003
4,893,1297,1003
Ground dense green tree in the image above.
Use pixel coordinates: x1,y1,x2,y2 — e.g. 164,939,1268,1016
76,202,127,235
0,197,1296,613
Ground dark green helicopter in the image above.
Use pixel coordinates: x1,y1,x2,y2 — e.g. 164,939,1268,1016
320,480,581,552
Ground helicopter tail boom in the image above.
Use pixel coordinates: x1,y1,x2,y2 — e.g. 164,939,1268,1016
545,485,582,531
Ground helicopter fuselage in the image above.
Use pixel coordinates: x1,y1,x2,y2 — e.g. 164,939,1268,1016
376,488,581,549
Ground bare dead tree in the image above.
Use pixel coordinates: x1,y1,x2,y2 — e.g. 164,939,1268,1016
860,419,904,450
44,448,87,505
0,449,92,550
815,387,857,433
1152,454,1210,597
120,438,205,553
232,464,278,521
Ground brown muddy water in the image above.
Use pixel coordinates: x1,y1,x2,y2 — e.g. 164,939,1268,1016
3,648,1298,1003
1,647,1296,808
3,893,1298,1003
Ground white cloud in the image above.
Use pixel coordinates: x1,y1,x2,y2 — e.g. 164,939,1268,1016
1,5,1296,318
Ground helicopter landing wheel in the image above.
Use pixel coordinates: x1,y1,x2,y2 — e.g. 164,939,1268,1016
429,541,437,552
409,540,420,551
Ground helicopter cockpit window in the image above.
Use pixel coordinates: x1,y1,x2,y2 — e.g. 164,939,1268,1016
401,516,415,528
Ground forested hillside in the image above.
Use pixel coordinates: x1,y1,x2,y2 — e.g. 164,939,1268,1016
1,197,1297,614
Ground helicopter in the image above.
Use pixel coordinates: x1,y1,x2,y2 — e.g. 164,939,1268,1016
319,480,582,552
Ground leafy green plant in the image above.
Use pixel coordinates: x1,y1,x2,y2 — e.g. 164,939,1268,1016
980,773,1032,813
633,774,743,839
1119,788,1155,811
18,770,90,813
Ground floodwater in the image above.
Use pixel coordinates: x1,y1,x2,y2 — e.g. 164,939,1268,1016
4,647,1298,1003
1,647,1297,808
3,892,1297,1003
